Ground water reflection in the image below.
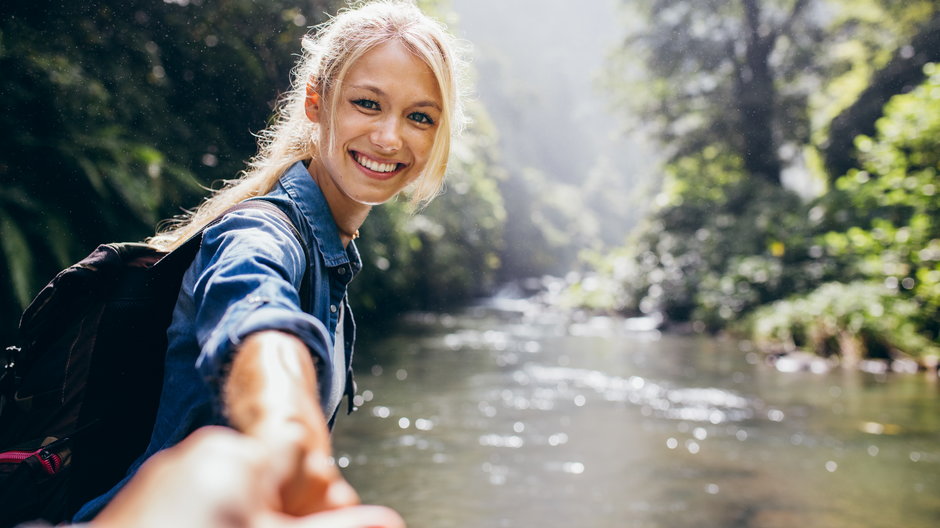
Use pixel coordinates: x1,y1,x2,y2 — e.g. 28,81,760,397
517,364,755,424
334,301,940,528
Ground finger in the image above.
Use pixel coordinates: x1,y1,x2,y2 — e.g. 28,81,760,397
325,478,360,509
287,505,406,528
300,452,359,509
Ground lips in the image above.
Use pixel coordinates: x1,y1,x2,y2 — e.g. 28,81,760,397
352,151,405,180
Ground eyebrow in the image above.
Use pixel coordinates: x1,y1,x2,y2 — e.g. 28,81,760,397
349,84,442,111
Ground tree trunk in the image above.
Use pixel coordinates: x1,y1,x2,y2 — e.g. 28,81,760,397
823,12,940,180
735,0,783,186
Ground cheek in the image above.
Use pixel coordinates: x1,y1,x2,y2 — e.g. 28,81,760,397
408,130,437,164
328,107,369,147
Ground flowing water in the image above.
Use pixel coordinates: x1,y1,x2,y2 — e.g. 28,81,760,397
333,297,940,528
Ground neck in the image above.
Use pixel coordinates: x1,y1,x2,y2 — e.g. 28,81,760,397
307,160,371,247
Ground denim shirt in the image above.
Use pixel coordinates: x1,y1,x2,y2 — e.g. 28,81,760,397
74,161,360,521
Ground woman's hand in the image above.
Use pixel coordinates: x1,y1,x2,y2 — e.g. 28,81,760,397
248,417,360,516
224,330,359,515
92,427,403,528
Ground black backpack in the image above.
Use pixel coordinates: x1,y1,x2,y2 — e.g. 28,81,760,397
0,199,305,527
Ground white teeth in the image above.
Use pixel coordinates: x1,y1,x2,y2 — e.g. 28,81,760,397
355,153,397,173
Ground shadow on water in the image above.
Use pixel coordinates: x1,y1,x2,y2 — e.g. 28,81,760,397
333,295,940,528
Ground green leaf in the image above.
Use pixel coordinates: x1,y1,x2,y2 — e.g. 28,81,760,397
0,212,35,308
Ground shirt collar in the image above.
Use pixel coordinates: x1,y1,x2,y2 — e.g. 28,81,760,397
279,161,361,271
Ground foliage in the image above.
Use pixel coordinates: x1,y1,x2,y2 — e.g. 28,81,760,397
0,0,335,340
570,146,833,326
812,0,938,129
609,63,940,360
747,281,939,362
819,0,940,178
593,64,940,360
808,65,940,343
607,0,827,185
580,0,940,365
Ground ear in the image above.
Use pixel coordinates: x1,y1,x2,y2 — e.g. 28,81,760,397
304,82,321,124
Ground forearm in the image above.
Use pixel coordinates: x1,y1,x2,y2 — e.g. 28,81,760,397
224,330,327,438
222,330,357,515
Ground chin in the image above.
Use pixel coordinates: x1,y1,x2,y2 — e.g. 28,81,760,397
347,188,399,206
354,196,392,206
346,178,417,206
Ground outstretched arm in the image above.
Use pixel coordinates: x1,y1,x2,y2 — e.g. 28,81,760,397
225,330,359,516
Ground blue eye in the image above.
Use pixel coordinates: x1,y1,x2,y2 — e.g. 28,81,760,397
353,99,380,110
409,112,434,125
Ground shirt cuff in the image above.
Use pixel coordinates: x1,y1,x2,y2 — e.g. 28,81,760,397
196,300,335,409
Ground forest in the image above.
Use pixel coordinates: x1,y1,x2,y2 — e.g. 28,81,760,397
2,0,939,370
568,0,940,369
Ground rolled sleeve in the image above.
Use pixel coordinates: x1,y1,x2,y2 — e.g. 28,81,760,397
188,208,332,399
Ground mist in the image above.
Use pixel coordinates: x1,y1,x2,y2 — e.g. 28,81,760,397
450,0,660,247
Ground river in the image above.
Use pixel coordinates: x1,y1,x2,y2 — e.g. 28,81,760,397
333,296,940,528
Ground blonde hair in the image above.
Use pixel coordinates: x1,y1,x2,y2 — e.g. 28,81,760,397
149,0,467,250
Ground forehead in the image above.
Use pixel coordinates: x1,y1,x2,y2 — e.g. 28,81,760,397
342,40,442,104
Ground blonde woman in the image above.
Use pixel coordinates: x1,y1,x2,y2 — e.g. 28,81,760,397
74,0,466,522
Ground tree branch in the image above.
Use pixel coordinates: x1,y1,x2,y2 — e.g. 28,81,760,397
780,0,810,37
823,11,940,180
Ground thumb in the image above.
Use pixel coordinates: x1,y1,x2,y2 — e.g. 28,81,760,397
300,451,360,509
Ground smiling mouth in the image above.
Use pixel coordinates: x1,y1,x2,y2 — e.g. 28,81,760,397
352,151,404,174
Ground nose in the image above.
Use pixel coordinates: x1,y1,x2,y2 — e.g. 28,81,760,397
370,116,403,154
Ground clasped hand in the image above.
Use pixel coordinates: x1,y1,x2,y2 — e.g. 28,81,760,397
92,426,404,528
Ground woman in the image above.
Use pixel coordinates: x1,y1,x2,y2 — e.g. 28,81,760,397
74,0,466,521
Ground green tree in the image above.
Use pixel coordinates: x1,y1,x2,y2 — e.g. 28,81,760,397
598,0,832,325
814,65,940,344
821,2,940,179
585,0,940,354
585,151,821,326
609,0,824,186
1,0,336,341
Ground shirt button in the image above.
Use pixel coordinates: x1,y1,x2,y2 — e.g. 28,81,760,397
337,267,346,275
330,304,337,313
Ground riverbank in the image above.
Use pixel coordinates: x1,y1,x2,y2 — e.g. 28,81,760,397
491,275,940,379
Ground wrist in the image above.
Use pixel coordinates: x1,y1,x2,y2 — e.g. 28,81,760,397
224,330,322,432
